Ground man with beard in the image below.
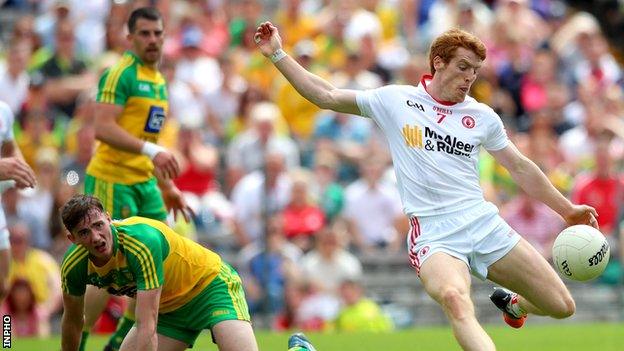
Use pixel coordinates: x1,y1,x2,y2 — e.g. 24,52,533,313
81,7,190,351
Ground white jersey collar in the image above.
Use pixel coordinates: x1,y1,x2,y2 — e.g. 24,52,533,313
417,75,462,107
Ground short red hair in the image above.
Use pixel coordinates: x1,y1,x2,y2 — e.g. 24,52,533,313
428,28,487,75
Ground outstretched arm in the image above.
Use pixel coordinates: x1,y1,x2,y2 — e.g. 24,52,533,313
254,22,361,115
490,142,599,228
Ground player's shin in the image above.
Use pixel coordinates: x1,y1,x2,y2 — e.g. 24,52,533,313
105,314,135,351
78,331,89,351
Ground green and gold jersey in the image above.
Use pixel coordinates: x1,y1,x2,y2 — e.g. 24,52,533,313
87,51,168,185
60,217,222,313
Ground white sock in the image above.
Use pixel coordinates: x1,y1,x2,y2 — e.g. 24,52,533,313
509,295,527,318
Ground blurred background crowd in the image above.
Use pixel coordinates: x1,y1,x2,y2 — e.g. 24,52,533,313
0,0,623,338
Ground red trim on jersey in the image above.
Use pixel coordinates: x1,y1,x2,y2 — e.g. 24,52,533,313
407,216,422,274
420,75,457,106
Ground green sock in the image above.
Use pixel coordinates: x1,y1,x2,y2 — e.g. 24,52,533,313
78,331,89,351
106,316,135,350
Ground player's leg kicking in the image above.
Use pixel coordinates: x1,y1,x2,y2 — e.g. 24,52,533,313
487,238,575,327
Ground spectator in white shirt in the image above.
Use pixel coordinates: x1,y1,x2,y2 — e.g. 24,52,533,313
230,151,293,247
227,102,300,189
300,223,363,295
343,156,403,252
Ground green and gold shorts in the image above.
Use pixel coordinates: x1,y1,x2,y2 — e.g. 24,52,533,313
156,262,251,347
84,174,167,221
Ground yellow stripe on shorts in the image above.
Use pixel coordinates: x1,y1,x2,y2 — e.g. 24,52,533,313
222,264,245,319
94,178,112,214
106,180,114,216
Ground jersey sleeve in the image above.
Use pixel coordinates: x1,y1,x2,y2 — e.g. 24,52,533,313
356,87,391,119
356,86,400,126
482,107,509,151
123,225,166,291
356,89,375,118
60,248,88,296
0,102,15,141
96,66,131,106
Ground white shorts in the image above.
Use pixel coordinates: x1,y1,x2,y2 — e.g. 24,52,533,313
407,202,520,280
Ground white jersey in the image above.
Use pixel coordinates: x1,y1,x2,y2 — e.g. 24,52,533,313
356,76,509,217
0,101,15,249
0,101,15,143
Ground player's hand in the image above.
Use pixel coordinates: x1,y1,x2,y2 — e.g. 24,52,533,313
152,150,180,180
563,204,599,229
161,186,194,223
254,21,283,57
0,157,36,189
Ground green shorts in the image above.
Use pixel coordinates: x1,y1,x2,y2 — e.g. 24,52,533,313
84,174,167,221
156,262,251,347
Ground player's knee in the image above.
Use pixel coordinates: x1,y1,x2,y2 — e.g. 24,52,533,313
439,287,472,320
551,295,575,319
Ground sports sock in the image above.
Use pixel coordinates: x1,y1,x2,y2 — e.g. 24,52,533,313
78,331,89,351
509,295,527,318
106,315,135,350
288,347,309,351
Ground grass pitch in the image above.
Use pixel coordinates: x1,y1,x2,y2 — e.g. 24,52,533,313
8,322,623,350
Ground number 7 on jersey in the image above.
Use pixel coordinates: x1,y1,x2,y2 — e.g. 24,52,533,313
437,113,447,123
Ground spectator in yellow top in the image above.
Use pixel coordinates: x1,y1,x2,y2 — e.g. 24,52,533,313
8,221,62,321
275,0,319,50
334,279,393,332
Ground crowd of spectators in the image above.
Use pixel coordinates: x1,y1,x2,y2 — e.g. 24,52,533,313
0,0,622,335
